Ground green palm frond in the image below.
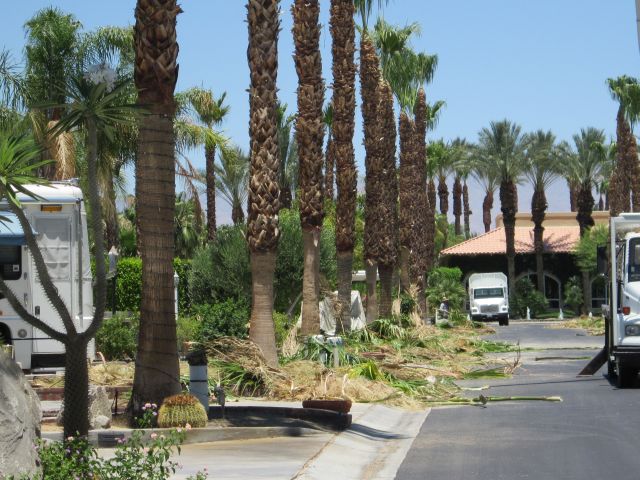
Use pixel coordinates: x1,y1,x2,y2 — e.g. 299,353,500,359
215,146,250,219
522,130,560,190
176,86,229,128
607,75,640,127
354,0,390,31
0,50,25,110
0,131,51,206
562,127,606,188
477,120,526,183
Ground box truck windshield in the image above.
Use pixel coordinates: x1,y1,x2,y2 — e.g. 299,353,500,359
629,238,640,282
474,288,504,299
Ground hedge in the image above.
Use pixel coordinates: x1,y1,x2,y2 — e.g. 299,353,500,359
105,257,192,314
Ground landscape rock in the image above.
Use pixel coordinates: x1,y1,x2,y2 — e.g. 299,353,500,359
0,350,41,478
57,385,112,430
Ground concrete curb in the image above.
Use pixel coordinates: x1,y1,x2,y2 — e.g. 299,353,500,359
42,425,324,447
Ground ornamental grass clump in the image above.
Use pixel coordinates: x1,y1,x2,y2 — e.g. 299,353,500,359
157,393,207,429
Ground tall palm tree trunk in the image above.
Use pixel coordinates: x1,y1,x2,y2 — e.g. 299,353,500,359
411,89,430,323
438,177,448,215
452,175,462,236
398,112,414,294
232,201,245,224
325,135,335,201
293,0,325,336
531,187,547,294
246,0,281,366
568,179,578,212
377,81,398,319
462,181,471,238
482,190,493,233
500,179,518,293
361,33,381,324
426,178,437,269
131,0,182,414
330,0,356,332
205,144,217,241
577,184,595,314
611,106,639,214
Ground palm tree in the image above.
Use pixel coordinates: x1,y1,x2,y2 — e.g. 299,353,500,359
425,148,438,270
478,120,525,293
472,149,499,233
377,80,398,318
564,127,606,313
434,142,453,216
246,0,280,366
174,192,204,258
449,138,470,236
331,0,357,331
130,0,183,414
607,76,640,215
523,130,559,294
358,5,384,324
276,103,298,209
175,87,229,241
216,146,249,224
323,103,335,201
292,0,325,336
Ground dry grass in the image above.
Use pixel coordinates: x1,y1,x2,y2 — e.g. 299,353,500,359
551,316,605,336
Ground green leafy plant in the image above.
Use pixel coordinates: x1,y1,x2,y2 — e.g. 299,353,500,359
157,393,207,429
510,277,548,318
195,299,249,342
564,276,584,315
95,313,138,361
426,267,466,312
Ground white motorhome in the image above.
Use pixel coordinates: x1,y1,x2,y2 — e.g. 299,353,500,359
0,183,94,370
468,272,509,326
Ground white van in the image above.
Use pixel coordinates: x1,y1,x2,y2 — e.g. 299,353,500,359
0,183,94,370
468,272,509,326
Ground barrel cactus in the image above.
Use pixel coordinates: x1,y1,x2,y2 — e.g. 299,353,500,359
157,393,207,428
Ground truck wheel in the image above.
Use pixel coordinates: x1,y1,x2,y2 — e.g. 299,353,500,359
503,316,509,327
616,365,637,388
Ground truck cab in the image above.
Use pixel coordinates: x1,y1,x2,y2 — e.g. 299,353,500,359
468,272,510,326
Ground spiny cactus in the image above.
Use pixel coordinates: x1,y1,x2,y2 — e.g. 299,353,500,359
157,393,207,429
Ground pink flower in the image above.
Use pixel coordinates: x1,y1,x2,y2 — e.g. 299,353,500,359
143,447,149,454
66,436,74,442
176,427,182,433
152,411,158,416
150,433,158,439
151,403,157,409
185,423,192,430
144,402,152,409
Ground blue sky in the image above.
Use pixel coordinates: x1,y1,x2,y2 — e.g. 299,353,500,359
2,1,639,232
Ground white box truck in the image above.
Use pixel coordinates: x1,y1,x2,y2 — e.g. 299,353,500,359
593,213,640,387
0,183,94,370
468,272,510,326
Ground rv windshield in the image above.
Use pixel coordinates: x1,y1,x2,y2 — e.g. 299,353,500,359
474,287,504,299
629,238,640,282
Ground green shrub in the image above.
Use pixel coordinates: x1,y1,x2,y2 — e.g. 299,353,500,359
196,299,249,342
177,315,201,350
105,257,192,314
564,276,583,314
510,277,548,319
426,267,466,312
399,293,415,315
273,312,293,347
95,313,138,360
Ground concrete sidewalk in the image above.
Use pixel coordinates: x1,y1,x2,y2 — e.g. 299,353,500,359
170,403,429,480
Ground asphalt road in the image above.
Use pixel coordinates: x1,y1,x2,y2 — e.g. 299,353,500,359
396,322,640,480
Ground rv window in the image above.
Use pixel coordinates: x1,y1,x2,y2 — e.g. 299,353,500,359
629,238,640,283
474,287,504,299
0,245,21,281
35,217,70,280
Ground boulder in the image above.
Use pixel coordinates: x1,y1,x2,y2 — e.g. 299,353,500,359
57,385,112,430
0,350,41,478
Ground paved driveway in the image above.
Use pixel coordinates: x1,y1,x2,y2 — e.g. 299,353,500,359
396,322,640,480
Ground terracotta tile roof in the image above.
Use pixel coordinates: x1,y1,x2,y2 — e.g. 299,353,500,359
441,226,580,256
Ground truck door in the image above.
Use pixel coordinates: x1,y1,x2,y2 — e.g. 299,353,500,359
32,215,72,354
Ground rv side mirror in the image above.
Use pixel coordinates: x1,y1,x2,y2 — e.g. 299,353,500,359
596,246,608,276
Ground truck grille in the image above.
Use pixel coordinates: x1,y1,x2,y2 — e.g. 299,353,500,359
480,305,499,314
